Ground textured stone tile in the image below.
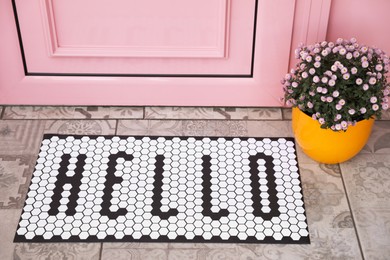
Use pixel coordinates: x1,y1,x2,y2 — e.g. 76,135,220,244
145,107,282,121
168,243,238,250
119,117,246,148
44,120,117,135
361,121,390,154
0,155,36,209
102,245,168,260
246,121,293,137
181,120,248,136
351,208,390,260
168,248,241,260
3,106,75,119
118,120,183,136
211,107,251,120
73,106,144,119
0,209,20,260
213,107,282,120
379,109,390,120
341,155,390,207
107,107,144,119
282,108,292,120
13,243,101,260
3,106,144,120
341,153,390,259
300,164,349,225
145,107,221,120
246,107,283,120
237,228,361,260
0,120,46,155
104,243,169,249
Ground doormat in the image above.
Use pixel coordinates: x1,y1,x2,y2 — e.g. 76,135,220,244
15,135,310,244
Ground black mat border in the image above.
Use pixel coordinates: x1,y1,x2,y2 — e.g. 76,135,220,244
15,234,309,244
14,134,310,244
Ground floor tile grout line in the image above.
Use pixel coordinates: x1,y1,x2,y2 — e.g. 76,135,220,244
281,109,288,120
114,120,119,135
0,105,6,119
123,117,286,122
0,117,287,122
0,117,144,121
99,242,103,260
338,163,366,260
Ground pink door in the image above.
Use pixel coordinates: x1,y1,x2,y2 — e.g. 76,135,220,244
0,0,295,106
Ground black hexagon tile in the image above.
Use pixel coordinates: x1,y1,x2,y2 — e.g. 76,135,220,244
14,135,309,243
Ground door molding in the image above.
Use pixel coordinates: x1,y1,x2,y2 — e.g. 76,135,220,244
41,0,230,59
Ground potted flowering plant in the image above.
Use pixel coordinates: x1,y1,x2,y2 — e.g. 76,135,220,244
282,38,390,163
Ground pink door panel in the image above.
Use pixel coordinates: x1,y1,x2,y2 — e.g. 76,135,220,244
16,0,254,76
48,0,228,58
0,0,296,106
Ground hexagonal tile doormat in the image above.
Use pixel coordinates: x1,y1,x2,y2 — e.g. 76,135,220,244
14,135,309,244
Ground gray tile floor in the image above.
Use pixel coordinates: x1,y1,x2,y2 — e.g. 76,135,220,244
0,106,389,260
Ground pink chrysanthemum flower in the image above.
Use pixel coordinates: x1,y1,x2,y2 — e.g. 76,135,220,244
283,38,389,131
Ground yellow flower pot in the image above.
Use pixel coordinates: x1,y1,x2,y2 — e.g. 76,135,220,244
291,107,375,164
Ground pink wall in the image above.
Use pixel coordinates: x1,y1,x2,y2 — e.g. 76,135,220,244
326,0,390,54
